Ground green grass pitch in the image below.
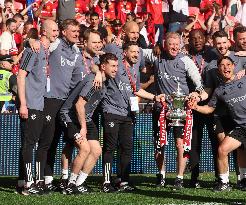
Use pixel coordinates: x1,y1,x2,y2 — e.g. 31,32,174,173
0,173,245,205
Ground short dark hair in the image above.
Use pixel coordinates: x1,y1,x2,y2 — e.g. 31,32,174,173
90,12,99,19
13,13,24,20
212,30,228,40
100,53,118,65
6,18,16,27
4,0,12,4
60,19,80,31
218,56,234,66
233,26,246,40
189,29,205,39
122,41,139,51
83,28,101,41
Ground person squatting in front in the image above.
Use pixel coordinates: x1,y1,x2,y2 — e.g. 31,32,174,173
59,53,118,195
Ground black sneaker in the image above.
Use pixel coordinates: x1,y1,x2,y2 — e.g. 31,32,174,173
45,182,57,192
65,183,79,195
239,178,246,191
173,178,184,190
213,181,231,192
189,179,201,189
22,183,41,195
58,179,68,194
118,183,136,192
156,174,165,187
77,182,91,194
102,183,117,193
14,185,24,194
36,181,46,195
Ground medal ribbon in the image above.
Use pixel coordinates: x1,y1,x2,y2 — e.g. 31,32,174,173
83,54,94,74
124,61,137,93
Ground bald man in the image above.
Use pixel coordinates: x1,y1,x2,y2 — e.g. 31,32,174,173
16,20,59,195
104,21,145,71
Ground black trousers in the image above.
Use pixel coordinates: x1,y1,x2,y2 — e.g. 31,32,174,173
39,98,65,177
189,111,219,180
19,109,45,182
102,113,134,183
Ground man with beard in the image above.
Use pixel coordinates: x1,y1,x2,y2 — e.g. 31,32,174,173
89,12,108,41
104,21,145,70
233,26,246,52
189,56,246,191
101,41,164,193
59,53,118,194
0,18,17,55
200,30,246,187
187,29,219,188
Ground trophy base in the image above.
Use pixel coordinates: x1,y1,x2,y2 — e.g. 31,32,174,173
168,120,185,127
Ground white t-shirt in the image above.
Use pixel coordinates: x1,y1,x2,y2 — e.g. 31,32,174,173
172,0,189,16
235,3,246,27
0,31,17,54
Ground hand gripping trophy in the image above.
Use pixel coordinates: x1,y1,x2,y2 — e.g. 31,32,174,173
159,82,193,153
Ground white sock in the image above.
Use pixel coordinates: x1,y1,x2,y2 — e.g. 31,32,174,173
68,173,78,185
44,176,53,185
177,175,183,179
18,180,25,187
219,173,229,183
160,171,166,178
120,181,128,186
237,174,241,181
76,171,88,186
62,169,69,179
239,167,246,179
26,181,34,188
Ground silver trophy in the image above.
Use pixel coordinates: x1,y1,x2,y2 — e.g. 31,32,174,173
166,83,187,126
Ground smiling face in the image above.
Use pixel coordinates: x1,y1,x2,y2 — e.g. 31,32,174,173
214,37,230,56
165,35,180,58
124,45,139,65
84,32,102,55
190,31,205,52
218,58,235,81
236,32,246,51
102,59,118,79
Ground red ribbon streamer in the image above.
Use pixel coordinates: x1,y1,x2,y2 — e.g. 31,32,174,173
183,108,193,157
159,101,193,155
159,100,167,147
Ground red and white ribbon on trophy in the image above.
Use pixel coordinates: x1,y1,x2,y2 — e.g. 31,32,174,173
183,107,193,157
159,100,193,157
159,100,167,147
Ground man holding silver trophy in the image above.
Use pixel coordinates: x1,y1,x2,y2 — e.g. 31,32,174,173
152,32,207,190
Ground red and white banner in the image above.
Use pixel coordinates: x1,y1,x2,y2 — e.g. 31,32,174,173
159,100,167,147
183,108,193,155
